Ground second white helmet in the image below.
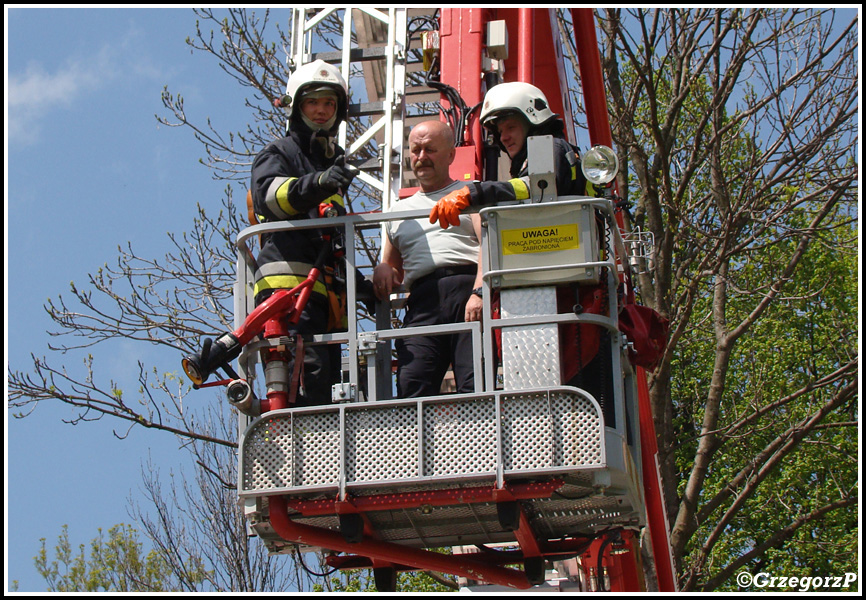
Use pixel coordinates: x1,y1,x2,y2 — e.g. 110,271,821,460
480,81,557,131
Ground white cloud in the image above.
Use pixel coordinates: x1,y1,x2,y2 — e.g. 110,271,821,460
8,47,117,145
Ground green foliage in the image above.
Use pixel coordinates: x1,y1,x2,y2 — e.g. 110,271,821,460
34,523,208,592
400,570,458,592
599,8,858,591
313,571,369,592
671,214,858,589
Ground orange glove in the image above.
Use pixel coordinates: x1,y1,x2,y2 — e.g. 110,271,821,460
429,186,471,229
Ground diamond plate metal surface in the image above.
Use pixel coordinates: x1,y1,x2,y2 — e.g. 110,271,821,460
500,287,561,390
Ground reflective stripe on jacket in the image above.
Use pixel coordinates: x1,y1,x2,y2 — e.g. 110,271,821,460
468,137,587,206
250,126,346,301
253,261,329,298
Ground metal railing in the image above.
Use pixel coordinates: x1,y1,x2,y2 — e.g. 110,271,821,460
233,197,632,406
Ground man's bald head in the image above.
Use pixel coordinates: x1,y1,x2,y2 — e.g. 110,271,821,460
408,121,456,192
410,120,454,147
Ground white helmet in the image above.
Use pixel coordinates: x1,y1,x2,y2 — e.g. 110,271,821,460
480,81,558,131
284,59,349,130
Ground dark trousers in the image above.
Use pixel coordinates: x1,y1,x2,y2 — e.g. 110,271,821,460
255,292,339,407
396,272,476,398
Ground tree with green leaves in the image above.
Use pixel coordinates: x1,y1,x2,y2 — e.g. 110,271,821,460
32,523,198,592
580,8,858,591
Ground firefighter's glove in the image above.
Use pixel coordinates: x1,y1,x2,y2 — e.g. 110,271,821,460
317,156,357,193
429,186,471,229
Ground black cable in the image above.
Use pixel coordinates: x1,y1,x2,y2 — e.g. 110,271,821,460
296,547,339,578
535,179,549,203
220,362,240,380
428,80,469,146
595,530,617,592
424,54,473,147
408,15,439,40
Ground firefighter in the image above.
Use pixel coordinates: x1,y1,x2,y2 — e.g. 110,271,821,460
428,81,588,228
250,59,357,406
428,82,609,395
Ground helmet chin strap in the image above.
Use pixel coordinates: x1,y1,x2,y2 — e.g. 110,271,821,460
295,89,341,158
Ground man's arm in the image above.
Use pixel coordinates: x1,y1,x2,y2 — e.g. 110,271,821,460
465,214,484,323
252,146,353,222
429,179,528,229
373,234,404,301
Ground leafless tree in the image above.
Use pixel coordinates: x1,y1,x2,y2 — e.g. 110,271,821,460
560,8,858,590
8,8,448,592
9,194,240,445
10,7,858,593
126,403,319,592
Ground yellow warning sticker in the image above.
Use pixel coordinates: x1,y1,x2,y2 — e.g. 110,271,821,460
501,224,580,255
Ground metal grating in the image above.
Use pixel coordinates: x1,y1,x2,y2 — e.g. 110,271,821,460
246,476,644,553
552,391,604,465
501,391,603,472
502,393,555,470
365,502,503,545
530,495,630,537
240,389,604,496
347,405,419,482
242,414,293,491
422,398,498,477
293,412,341,487
278,492,638,551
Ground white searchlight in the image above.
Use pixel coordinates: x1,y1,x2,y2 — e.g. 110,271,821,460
581,145,619,185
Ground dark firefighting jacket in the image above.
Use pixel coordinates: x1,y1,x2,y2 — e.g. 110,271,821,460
250,124,347,306
467,136,588,206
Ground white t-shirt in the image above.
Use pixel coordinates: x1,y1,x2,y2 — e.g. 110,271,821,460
385,180,480,290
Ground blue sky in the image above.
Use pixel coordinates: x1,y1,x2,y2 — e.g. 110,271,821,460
6,7,258,591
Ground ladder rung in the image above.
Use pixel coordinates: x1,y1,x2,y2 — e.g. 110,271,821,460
405,89,441,103
348,93,440,118
348,101,386,117
351,158,383,170
312,47,389,64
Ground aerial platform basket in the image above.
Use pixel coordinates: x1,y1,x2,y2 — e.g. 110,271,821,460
227,198,648,590
239,386,642,553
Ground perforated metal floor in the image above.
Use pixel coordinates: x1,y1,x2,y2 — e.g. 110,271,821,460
240,388,643,551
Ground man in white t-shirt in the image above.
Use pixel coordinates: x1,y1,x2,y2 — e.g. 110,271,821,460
373,121,483,397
